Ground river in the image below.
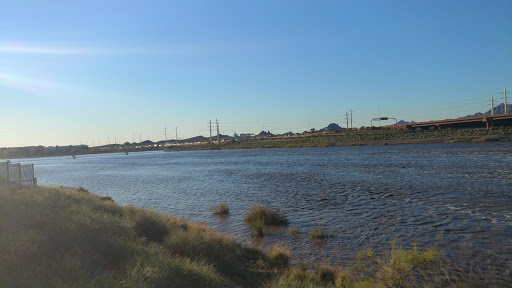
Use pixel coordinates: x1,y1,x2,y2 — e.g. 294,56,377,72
15,142,512,286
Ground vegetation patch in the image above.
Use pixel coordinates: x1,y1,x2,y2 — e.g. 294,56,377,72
245,205,288,226
267,243,441,288
0,185,269,288
310,226,328,240
268,245,291,271
213,201,230,216
252,220,265,237
291,225,300,236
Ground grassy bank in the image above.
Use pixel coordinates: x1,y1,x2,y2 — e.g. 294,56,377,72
165,127,512,152
0,185,270,288
0,185,446,287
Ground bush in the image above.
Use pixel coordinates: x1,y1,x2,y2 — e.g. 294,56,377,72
213,201,230,216
269,245,291,270
129,209,170,243
316,264,336,285
245,206,288,226
310,227,327,240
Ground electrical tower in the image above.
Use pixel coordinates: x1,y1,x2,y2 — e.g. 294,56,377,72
216,119,220,143
209,121,212,144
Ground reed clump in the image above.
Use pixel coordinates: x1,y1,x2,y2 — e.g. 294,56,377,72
267,243,441,288
268,245,291,271
213,201,230,216
310,226,327,240
291,225,300,236
245,205,288,226
252,220,265,237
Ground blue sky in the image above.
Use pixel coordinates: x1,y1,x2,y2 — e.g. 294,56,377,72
1,0,511,147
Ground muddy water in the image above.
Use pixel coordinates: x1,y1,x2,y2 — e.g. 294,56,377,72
22,142,512,286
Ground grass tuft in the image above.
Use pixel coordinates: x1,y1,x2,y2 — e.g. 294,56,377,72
291,225,300,236
316,264,336,285
310,226,327,240
252,220,265,237
245,205,288,226
77,186,89,193
268,245,291,270
213,201,230,216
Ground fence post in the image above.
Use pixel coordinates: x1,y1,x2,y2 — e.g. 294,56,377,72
31,164,36,186
6,160,10,184
17,163,22,186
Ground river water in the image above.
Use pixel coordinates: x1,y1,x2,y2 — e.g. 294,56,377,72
15,142,512,286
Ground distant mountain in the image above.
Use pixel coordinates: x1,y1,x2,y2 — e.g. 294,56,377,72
397,120,416,125
319,123,342,132
257,131,273,137
463,103,512,118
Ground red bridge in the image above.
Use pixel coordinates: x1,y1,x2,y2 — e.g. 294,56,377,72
391,114,512,130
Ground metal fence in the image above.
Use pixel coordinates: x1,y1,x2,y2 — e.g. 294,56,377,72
0,160,37,186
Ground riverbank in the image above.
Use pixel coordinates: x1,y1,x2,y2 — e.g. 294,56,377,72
3,127,511,159
165,127,512,152
1,185,445,287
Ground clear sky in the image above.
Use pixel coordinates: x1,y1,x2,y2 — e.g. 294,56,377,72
1,0,511,147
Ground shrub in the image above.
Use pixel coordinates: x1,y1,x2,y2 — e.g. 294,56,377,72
130,209,170,243
99,196,113,201
77,186,89,193
316,264,336,285
310,227,327,240
269,245,291,270
213,201,230,216
245,206,288,226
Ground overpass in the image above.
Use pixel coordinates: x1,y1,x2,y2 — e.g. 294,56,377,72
390,114,512,130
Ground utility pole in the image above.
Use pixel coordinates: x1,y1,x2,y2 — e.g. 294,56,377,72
216,119,220,143
175,126,178,142
346,112,349,129
164,126,168,147
505,88,508,114
491,96,494,115
209,120,212,144
350,109,353,129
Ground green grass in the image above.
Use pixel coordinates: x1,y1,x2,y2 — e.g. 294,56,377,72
213,201,230,216
245,206,288,226
0,185,269,288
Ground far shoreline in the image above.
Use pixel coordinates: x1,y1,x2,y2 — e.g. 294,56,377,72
2,127,511,160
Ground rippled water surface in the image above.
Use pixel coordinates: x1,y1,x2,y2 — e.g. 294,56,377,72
16,142,512,286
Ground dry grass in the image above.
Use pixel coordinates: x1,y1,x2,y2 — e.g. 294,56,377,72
245,206,288,226
213,201,230,216
0,185,269,288
310,226,327,240
268,245,291,271
291,225,300,236
267,243,441,288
